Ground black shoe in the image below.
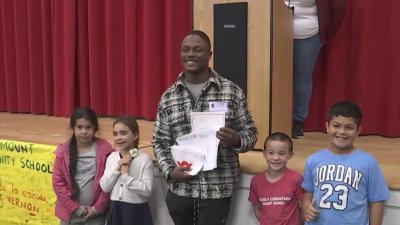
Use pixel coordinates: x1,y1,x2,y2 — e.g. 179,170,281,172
291,120,304,139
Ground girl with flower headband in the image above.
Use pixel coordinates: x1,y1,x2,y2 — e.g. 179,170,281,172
100,116,154,225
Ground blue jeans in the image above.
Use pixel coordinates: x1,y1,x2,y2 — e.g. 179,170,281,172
293,33,320,122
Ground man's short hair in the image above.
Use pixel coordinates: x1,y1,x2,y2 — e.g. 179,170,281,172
186,30,211,51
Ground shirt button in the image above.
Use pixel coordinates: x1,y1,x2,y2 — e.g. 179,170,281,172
120,184,123,187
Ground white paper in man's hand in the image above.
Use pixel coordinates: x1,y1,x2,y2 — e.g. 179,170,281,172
190,112,225,170
171,145,204,176
190,111,225,132
176,127,219,171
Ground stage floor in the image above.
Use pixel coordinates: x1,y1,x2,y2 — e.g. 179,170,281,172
0,112,399,190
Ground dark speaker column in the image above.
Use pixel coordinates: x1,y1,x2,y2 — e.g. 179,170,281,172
214,3,248,94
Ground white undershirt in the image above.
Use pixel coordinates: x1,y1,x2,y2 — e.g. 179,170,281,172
283,0,319,39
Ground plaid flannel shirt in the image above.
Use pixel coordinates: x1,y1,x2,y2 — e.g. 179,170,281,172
152,69,257,199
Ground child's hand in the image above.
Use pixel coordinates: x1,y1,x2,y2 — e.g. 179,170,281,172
304,199,319,222
120,164,130,175
84,206,99,219
118,154,132,168
81,207,88,217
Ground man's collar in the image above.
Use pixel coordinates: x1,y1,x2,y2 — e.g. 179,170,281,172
175,68,221,91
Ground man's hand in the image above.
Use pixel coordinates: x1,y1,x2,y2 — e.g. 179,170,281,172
170,166,193,180
216,127,240,148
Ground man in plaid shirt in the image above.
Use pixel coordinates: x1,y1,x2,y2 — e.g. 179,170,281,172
152,30,257,225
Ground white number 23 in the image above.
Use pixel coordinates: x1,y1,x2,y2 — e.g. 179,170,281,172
319,183,349,210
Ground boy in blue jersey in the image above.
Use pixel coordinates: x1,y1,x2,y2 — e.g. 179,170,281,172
302,100,390,225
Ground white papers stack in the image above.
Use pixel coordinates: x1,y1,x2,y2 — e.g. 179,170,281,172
176,127,219,171
170,112,225,175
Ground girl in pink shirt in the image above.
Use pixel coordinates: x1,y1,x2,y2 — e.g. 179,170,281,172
52,107,114,224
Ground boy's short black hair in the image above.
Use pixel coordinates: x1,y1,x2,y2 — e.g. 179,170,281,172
264,132,293,152
328,100,363,126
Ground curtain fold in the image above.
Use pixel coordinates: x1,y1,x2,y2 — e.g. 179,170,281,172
122,0,139,116
305,0,400,137
0,7,4,111
0,0,191,119
41,0,54,115
86,0,109,114
52,0,77,116
14,0,30,112
1,0,19,112
27,0,45,113
136,0,164,119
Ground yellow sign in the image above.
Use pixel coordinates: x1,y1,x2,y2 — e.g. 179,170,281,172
0,139,57,225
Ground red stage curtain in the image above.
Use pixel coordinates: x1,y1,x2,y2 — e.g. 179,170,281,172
56,0,192,118
0,0,191,118
0,0,53,114
305,0,400,137
52,0,77,116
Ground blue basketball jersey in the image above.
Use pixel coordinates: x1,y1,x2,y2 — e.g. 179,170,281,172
302,148,390,225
